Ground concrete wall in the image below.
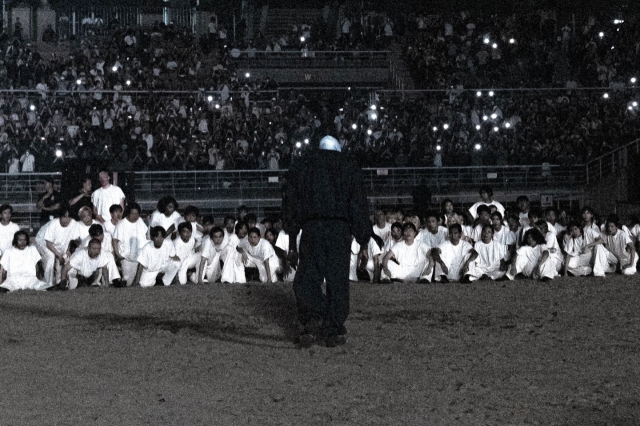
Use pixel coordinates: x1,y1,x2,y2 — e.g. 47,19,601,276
36,8,56,43
11,7,32,40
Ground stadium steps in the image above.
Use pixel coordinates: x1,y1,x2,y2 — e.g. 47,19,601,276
264,8,323,41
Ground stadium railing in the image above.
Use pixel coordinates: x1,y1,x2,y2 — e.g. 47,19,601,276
584,138,640,184
229,50,391,69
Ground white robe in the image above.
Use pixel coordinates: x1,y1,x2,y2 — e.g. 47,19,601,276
433,240,473,281
467,240,507,281
0,246,49,291
382,240,432,282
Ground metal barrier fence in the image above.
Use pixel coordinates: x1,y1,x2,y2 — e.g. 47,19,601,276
585,139,640,184
230,50,391,69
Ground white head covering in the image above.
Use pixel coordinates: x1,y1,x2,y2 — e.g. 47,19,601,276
319,135,341,152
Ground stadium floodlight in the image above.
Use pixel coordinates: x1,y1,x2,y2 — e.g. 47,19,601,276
295,142,302,148
611,46,615,50
370,105,377,110
603,93,609,99
371,113,378,120
598,32,604,38
351,123,357,130
367,129,372,135
433,126,438,132
112,66,118,72
55,148,63,158
436,145,442,151
631,77,637,84
215,103,220,109
491,113,497,119
509,38,516,44
629,106,634,111
482,115,488,121
126,80,131,86
300,36,305,42
474,143,482,150
443,123,449,130
475,124,481,130
476,91,482,97
488,91,495,97
245,72,251,78
29,105,35,111
493,126,499,132
505,122,511,128
492,43,498,49
633,101,638,107
304,138,309,144
76,79,82,85
483,37,490,44
207,95,213,102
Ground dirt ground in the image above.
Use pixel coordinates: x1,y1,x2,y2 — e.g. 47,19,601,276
1,276,639,425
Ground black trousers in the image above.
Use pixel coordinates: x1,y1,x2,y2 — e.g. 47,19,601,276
293,220,352,336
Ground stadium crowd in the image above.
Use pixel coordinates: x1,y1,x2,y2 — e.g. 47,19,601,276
1,177,638,293
1,9,639,171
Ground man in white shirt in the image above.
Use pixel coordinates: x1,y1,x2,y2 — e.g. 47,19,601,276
60,238,120,289
420,212,448,248
239,227,279,283
173,222,201,285
431,224,474,282
198,227,226,284
113,203,148,286
41,207,82,286
132,226,180,287
381,223,432,283
372,209,391,244
468,186,504,219
0,204,20,253
91,170,125,224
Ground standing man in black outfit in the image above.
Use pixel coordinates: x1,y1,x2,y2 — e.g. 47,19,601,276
283,135,370,348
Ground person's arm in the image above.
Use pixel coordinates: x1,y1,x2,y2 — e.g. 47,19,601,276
534,250,550,277
60,260,72,282
100,266,109,287
198,256,208,285
132,263,144,287
373,255,381,283
622,242,636,270
461,249,478,275
46,240,65,263
0,265,4,286
381,250,395,277
264,259,272,283
112,238,123,261
431,247,448,275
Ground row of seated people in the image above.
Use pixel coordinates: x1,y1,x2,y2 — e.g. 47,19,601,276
0,187,637,293
355,187,638,283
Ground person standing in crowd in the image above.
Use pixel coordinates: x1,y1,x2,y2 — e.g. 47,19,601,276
36,177,61,226
92,170,126,224
0,204,20,254
282,135,370,348
68,176,94,219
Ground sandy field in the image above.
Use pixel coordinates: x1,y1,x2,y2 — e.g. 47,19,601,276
1,276,639,425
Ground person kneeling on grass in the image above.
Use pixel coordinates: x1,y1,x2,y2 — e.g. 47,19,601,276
431,223,474,283
380,222,432,283
562,222,595,277
58,238,121,289
601,214,637,276
506,228,556,282
236,227,280,283
132,226,180,287
0,230,49,293
173,222,201,285
198,226,227,284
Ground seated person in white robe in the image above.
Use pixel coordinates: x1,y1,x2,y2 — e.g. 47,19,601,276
112,203,148,286
0,230,49,292
238,227,280,283
420,211,448,248
601,214,637,276
220,221,250,283
0,204,21,254
469,204,492,243
534,220,563,274
506,228,556,281
60,238,121,289
183,205,204,249
198,226,226,284
103,204,123,237
491,211,516,260
562,222,594,277
464,225,508,282
468,186,505,219
264,228,295,282
149,196,183,237
381,222,432,283
383,221,403,254
349,234,383,282
431,223,474,282
132,226,180,287
173,222,201,285
77,206,102,240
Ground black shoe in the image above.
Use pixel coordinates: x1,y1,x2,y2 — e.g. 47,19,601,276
480,274,490,281
439,275,449,283
417,278,430,284
460,275,472,283
541,276,552,282
325,334,347,348
0,287,9,294
299,333,316,348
